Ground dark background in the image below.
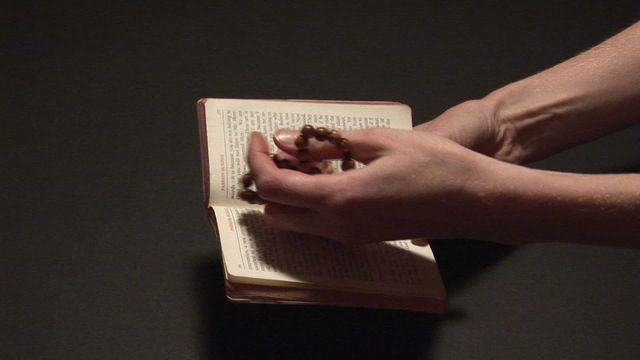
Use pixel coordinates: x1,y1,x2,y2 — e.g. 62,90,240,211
3,1,640,359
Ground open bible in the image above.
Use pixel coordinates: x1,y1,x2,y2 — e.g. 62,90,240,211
197,98,446,313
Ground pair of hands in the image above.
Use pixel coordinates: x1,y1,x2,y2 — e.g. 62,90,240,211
247,22,640,246
247,100,516,244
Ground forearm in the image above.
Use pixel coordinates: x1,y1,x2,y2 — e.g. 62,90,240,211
473,163,640,247
483,21,640,163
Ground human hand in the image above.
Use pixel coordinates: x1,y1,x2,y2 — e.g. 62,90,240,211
247,127,504,244
415,99,521,164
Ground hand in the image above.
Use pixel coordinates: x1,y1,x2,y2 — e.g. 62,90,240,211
416,99,521,164
247,128,502,244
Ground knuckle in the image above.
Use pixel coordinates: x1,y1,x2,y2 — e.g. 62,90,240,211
360,127,399,148
359,127,384,137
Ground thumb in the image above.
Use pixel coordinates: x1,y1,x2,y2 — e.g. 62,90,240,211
273,127,390,163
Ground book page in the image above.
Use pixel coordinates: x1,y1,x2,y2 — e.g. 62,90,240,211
201,99,412,207
212,206,445,298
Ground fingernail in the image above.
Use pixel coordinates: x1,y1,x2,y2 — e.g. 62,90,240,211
273,130,299,149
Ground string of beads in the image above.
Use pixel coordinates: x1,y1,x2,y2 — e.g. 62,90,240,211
239,125,354,204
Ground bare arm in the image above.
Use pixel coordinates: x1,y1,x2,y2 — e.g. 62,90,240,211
249,22,640,247
412,21,640,247
256,127,640,247
474,161,640,247
422,21,640,164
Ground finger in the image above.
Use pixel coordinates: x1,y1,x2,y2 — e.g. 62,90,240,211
273,152,333,174
413,121,436,132
271,152,298,170
272,128,391,164
247,132,335,207
263,202,325,236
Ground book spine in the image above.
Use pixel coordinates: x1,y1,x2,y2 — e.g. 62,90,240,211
196,99,211,207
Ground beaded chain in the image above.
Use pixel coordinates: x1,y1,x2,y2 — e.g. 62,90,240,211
239,125,354,204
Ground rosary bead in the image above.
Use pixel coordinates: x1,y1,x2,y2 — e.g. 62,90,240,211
241,173,253,188
319,160,333,174
239,189,260,203
301,124,315,139
297,161,321,175
327,130,341,144
241,125,354,204
283,160,297,170
272,155,292,169
294,134,308,148
341,159,356,171
314,127,329,141
337,138,350,151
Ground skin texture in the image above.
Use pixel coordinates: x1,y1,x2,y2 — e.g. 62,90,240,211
247,22,640,247
251,129,499,243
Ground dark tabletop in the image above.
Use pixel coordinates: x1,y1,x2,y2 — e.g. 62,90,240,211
3,2,640,359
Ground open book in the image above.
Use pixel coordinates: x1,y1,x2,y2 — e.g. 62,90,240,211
197,98,446,313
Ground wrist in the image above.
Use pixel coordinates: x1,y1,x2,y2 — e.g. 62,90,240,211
421,98,526,163
466,160,565,244
481,78,578,164
482,38,640,164
476,92,526,164
483,75,592,165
